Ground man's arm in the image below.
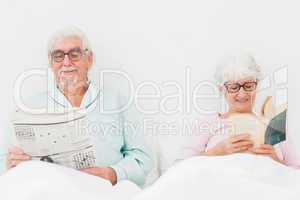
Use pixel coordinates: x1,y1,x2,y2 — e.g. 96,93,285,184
110,132,154,187
110,96,154,187
0,148,7,174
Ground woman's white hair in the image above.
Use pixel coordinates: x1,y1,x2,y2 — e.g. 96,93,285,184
214,52,262,85
47,26,93,54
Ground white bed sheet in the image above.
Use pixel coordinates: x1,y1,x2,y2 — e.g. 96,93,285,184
134,154,300,200
1,154,299,200
0,161,141,200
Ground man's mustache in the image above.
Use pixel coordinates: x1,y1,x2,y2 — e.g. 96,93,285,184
58,66,78,75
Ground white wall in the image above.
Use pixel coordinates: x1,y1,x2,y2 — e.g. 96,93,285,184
0,0,298,170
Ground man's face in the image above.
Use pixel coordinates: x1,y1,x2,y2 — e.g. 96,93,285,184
222,77,257,113
49,37,93,88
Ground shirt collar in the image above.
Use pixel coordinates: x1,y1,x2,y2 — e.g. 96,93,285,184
47,70,100,111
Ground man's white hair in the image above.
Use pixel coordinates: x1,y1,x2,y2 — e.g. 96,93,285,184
47,26,92,54
214,52,262,85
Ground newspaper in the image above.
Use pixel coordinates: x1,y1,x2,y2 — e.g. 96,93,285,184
11,109,96,169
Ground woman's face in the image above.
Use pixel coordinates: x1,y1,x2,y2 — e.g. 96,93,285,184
222,77,257,113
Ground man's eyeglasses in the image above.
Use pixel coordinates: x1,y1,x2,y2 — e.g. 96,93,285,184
224,81,257,93
50,48,89,63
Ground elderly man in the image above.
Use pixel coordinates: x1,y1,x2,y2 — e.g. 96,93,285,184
4,27,153,187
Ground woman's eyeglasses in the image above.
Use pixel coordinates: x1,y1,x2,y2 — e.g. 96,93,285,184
224,81,257,93
50,48,89,63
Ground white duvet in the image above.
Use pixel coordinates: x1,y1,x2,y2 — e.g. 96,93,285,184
134,154,300,200
0,154,299,200
0,161,141,200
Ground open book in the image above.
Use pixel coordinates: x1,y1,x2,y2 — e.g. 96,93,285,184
11,109,96,169
227,113,269,148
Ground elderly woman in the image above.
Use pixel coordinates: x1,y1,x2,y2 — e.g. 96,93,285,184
182,53,291,165
3,27,153,187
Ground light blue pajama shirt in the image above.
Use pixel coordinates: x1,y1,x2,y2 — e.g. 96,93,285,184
0,79,153,187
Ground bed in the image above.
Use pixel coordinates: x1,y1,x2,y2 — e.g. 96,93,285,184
1,154,299,200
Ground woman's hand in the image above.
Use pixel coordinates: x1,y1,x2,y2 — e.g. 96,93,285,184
80,167,117,185
249,144,283,164
205,134,254,156
6,146,31,169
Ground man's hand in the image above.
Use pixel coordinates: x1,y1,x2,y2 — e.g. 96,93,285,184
80,167,117,185
6,146,31,169
249,144,283,164
205,134,254,156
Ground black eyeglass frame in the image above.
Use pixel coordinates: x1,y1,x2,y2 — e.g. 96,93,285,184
223,81,258,93
50,48,89,63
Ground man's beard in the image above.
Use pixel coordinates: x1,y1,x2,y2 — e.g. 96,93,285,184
56,66,88,95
